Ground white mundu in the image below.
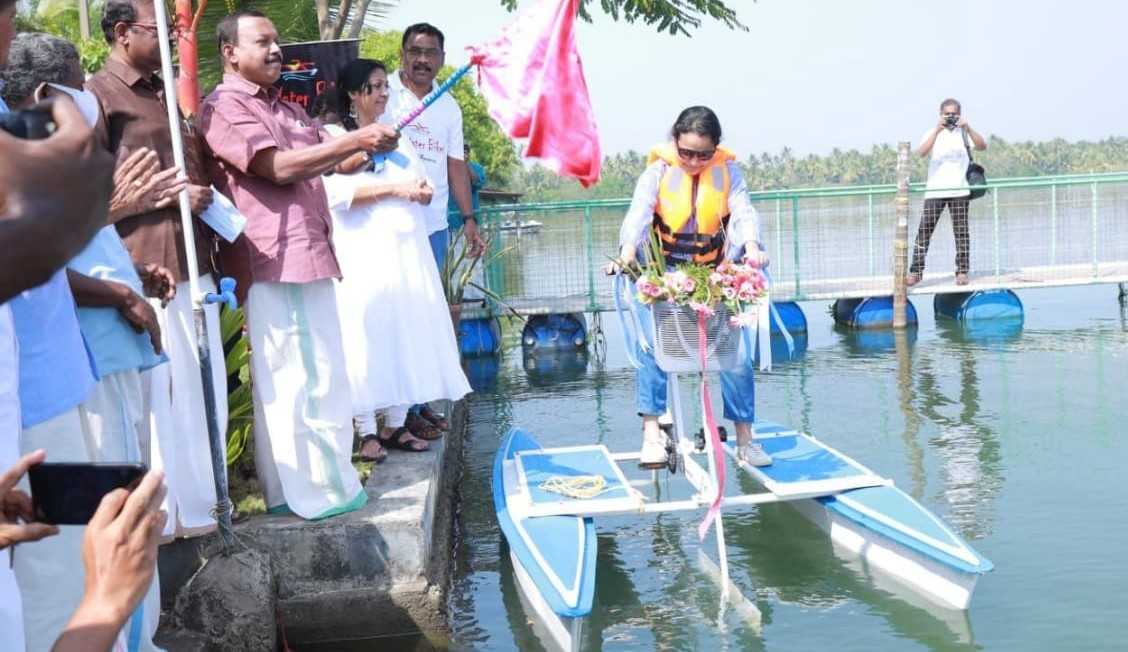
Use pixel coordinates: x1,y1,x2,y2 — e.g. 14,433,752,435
0,305,26,652
245,279,367,519
141,274,227,538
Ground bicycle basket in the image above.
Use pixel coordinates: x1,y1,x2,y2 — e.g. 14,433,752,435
649,303,745,373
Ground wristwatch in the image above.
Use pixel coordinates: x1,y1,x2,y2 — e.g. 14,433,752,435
461,213,478,225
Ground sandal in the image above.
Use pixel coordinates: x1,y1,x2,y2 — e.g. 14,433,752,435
405,412,444,441
358,435,389,463
418,405,451,431
380,426,431,452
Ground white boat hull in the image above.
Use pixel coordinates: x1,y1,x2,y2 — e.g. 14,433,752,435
790,497,979,610
510,549,584,652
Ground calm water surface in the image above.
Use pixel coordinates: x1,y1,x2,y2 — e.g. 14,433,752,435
446,284,1128,652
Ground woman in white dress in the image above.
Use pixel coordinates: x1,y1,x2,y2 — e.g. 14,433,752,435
323,59,471,461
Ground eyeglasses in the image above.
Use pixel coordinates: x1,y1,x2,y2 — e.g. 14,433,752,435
676,146,716,162
405,46,443,59
942,111,960,117
128,21,181,38
362,81,389,94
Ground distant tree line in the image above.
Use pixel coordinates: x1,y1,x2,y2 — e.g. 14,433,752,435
511,135,1128,202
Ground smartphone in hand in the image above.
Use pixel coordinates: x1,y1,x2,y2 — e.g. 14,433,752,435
29,462,148,525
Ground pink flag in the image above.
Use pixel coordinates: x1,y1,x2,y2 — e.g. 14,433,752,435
468,0,602,188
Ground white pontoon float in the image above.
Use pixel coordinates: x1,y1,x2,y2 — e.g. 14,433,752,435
493,285,993,651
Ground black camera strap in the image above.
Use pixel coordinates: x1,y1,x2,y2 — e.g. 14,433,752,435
961,129,976,163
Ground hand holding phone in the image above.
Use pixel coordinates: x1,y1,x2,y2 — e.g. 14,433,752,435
29,462,147,525
81,470,167,620
0,450,59,550
50,471,168,651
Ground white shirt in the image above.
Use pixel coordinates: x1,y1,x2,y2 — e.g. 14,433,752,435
921,126,973,199
379,70,465,234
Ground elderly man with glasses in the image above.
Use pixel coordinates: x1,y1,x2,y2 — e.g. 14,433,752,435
86,0,233,542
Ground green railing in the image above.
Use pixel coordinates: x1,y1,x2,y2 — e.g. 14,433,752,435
465,171,1128,316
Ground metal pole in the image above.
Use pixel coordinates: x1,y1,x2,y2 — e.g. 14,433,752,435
790,196,801,297
154,5,236,552
583,206,595,311
867,193,875,276
77,0,91,40
892,142,910,329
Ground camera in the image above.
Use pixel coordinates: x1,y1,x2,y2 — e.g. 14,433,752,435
944,114,959,127
0,110,55,140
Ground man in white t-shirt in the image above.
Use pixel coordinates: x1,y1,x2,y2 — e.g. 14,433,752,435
380,22,485,265
381,22,485,440
908,98,986,287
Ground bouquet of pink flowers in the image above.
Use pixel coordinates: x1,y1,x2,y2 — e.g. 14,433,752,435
631,259,768,328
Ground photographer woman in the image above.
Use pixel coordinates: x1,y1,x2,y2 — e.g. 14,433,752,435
608,106,772,468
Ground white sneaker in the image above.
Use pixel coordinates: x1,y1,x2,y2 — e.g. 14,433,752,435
639,436,668,468
738,442,772,467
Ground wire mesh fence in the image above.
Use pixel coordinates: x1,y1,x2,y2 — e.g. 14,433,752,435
473,172,1128,316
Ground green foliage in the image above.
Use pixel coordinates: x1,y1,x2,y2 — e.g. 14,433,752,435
78,37,110,72
219,305,253,466
16,0,110,73
499,0,748,36
517,136,1128,202
360,29,519,188
442,230,519,315
192,0,322,93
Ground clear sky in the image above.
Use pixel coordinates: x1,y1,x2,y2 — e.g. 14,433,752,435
381,0,1123,158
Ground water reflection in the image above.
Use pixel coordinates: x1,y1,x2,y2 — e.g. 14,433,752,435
523,349,591,386
834,323,919,354
727,473,980,650
914,320,1015,540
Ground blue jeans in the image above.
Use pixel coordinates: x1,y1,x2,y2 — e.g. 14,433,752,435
428,228,449,272
633,293,756,423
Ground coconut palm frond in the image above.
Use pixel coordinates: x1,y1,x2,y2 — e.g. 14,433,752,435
326,0,393,39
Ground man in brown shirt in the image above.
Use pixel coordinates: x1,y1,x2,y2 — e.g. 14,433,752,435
87,0,228,540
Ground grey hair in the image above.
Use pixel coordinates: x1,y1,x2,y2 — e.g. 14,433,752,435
0,33,80,107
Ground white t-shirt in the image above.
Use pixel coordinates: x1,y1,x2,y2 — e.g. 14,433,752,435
921,126,973,199
379,70,465,234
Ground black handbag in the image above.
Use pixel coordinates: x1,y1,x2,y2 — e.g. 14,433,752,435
962,129,987,200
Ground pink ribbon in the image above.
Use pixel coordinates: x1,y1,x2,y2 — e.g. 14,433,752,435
696,311,726,541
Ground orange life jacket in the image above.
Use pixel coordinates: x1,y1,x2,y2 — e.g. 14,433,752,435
648,143,736,266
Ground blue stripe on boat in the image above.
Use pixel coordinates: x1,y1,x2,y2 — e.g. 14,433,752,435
820,486,995,575
493,428,598,619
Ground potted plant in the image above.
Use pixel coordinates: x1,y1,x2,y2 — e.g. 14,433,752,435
441,228,521,333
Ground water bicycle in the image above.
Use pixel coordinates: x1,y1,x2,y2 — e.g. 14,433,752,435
493,275,993,651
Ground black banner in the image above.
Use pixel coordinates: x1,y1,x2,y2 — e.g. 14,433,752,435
276,39,359,117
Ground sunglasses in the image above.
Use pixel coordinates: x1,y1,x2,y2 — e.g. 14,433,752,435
676,146,716,162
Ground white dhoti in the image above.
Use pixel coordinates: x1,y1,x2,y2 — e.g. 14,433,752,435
0,305,26,652
140,275,227,538
81,371,163,652
245,280,366,520
15,374,164,652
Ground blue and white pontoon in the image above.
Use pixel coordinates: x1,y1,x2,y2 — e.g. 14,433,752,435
493,419,993,649
493,285,993,650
